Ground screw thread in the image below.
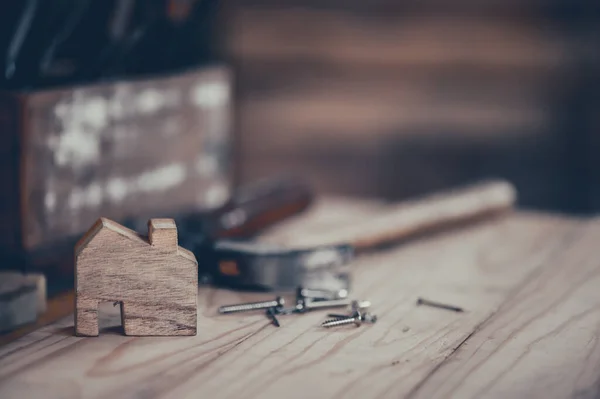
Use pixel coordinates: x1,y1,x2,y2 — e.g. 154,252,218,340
219,300,279,314
321,316,359,328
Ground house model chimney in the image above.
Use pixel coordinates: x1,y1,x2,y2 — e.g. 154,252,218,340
148,219,178,249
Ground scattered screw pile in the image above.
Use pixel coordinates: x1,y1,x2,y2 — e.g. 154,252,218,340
217,286,378,329
217,289,466,329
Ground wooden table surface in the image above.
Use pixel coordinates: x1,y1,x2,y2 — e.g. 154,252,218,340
1,199,599,399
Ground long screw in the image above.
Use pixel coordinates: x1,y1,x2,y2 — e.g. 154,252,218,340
218,296,285,314
286,297,372,315
416,298,464,313
276,298,349,315
296,297,351,313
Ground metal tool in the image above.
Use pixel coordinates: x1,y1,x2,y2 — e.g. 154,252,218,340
204,241,352,292
203,180,517,292
123,176,313,242
218,296,285,315
416,298,464,313
124,176,314,286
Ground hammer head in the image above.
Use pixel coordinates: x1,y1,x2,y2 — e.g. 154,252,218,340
203,240,354,292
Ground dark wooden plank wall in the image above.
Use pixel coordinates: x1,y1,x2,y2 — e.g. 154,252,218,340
0,67,234,275
21,67,233,253
223,2,599,213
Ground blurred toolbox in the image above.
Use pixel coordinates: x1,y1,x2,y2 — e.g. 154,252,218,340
0,65,233,272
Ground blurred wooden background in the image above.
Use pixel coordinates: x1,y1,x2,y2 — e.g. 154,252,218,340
221,1,599,213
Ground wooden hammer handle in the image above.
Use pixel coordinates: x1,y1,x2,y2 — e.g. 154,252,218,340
298,180,517,251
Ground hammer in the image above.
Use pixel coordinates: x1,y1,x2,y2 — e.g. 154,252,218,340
201,180,517,291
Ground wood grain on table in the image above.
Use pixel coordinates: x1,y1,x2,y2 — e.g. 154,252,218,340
0,199,598,399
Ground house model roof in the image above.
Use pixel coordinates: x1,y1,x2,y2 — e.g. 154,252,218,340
75,217,197,263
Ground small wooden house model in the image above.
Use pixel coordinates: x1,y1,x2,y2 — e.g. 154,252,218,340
75,218,197,336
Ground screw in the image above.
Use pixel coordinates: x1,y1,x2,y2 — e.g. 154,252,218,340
327,312,378,323
218,296,285,314
306,298,351,310
295,287,350,313
265,308,281,327
416,298,464,313
321,311,363,328
295,297,352,313
361,312,378,323
292,296,372,314
325,300,371,318
298,286,348,300
351,300,371,311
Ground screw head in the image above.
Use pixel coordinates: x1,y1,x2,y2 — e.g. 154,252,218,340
362,313,378,323
275,296,285,308
348,310,361,327
296,286,305,301
351,300,371,311
294,297,312,313
295,287,310,312
352,311,362,327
